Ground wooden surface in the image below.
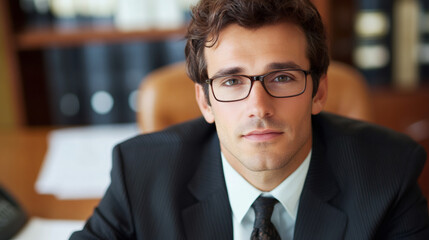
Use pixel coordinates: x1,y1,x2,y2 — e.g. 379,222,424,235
16,25,187,50
0,0,25,127
0,128,100,220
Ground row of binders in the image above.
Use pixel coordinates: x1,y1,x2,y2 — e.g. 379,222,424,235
44,40,186,126
18,0,194,126
353,0,429,89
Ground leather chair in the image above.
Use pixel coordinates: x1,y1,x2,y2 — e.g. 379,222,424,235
137,61,374,133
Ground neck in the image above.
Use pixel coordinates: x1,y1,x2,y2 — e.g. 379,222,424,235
244,156,307,192
223,144,311,192
246,169,294,192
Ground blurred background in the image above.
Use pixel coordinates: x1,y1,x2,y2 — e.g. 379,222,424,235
0,0,195,128
0,0,428,238
0,0,428,129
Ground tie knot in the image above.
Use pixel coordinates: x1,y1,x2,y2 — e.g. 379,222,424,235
252,196,278,228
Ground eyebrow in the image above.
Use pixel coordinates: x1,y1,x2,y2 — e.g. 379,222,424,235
266,62,304,70
210,67,244,79
210,61,305,79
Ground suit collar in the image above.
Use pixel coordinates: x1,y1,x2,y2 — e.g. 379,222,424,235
181,115,347,239
294,115,347,239
182,129,233,240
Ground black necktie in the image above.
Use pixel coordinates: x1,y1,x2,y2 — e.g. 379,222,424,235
251,196,281,240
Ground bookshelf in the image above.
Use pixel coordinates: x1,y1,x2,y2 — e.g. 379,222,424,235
0,0,330,127
1,0,190,126
1,0,428,133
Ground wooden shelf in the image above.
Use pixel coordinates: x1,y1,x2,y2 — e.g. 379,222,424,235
16,24,187,50
13,0,328,51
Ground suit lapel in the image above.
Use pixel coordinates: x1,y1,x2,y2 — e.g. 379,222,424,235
294,118,347,240
294,191,347,240
182,132,233,240
180,115,347,239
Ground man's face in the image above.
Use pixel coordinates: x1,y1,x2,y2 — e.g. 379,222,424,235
196,22,327,183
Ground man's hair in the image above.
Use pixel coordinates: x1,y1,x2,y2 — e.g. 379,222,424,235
185,0,330,99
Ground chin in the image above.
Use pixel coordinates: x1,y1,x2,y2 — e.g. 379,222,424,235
244,155,290,172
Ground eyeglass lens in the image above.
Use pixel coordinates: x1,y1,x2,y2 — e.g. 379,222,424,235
211,70,307,102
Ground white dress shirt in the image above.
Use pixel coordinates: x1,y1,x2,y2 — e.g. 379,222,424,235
221,150,311,240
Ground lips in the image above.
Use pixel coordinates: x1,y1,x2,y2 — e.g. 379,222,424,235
242,129,283,141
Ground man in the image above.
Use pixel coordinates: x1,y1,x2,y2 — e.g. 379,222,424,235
71,0,429,239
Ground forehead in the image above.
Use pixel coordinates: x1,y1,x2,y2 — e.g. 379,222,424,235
204,21,309,75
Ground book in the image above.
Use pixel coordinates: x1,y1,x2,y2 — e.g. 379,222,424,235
77,1,122,125
161,39,187,65
44,47,85,125
73,0,116,25
44,0,85,126
117,39,187,123
353,0,393,86
118,41,157,123
20,0,52,26
81,43,122,125
392,0,419,90
419,0,429,84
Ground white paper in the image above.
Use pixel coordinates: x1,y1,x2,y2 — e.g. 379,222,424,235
35,123,139,199
12,217,85,240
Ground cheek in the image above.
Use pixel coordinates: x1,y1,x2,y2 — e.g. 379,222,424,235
210,93,241,120
277,96,313,137
212,104,239,129
279,95,313,119
210,102,243,140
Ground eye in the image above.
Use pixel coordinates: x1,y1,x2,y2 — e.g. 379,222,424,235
220,77,242,87
273,74,294,82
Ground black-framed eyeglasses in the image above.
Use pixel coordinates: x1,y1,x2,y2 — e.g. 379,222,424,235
205,69,310,102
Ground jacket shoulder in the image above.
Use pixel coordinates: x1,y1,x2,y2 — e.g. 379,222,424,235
314,112,426,187
315,112,421,151
111,117,217,176
119,117,215,149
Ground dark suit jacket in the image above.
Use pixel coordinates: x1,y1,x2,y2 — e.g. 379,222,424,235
70,113,429,239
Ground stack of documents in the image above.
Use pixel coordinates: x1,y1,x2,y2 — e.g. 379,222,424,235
12,217,85,240
36,124,139,199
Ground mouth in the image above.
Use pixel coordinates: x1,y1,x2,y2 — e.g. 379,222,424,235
242,129,283,142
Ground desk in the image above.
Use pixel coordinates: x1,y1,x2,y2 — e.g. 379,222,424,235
0,128,99,220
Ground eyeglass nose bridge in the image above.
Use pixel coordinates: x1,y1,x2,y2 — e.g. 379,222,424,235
247,74,270,96
250,75,265,82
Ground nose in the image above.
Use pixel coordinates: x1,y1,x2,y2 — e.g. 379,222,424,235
245,81,274,119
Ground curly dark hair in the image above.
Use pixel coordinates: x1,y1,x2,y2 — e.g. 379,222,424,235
185,0,329,100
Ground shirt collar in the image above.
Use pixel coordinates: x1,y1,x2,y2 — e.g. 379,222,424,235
222,150,312,222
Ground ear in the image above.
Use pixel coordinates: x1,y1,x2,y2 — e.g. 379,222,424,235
311,74,328,115
195,84,215,123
